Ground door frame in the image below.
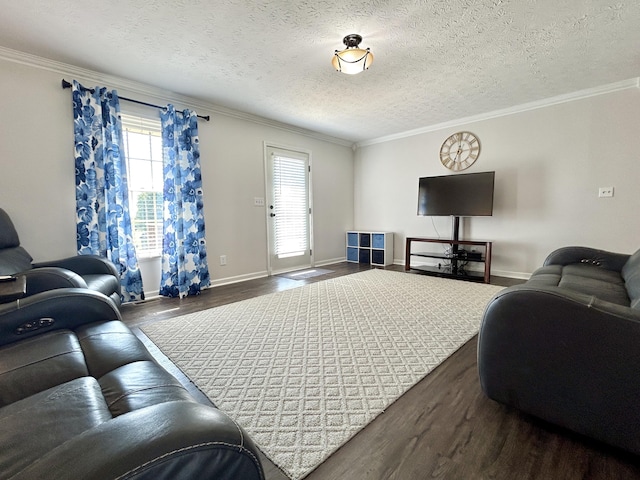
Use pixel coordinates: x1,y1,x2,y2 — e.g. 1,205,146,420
263,141,314,276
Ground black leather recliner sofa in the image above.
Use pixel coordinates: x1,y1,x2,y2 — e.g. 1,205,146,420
0,288,264,479
0,208,122,306
478,246,640,454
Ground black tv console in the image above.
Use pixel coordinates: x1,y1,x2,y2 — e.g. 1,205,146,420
405,237,493,283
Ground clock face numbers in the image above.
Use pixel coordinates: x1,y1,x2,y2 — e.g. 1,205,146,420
440,131,481,171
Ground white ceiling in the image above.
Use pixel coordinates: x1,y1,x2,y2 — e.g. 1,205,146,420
0,0,639,143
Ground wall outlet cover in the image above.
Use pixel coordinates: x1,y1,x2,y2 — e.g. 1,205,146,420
598,187,614,198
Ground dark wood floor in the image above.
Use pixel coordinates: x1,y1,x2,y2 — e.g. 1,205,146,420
121,263,640,480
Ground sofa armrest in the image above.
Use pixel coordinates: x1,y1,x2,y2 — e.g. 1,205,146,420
0,288,120,347
12,401,265,480
543,246,629,271
21,267,88,296
478,285,640,454
33,255,120,278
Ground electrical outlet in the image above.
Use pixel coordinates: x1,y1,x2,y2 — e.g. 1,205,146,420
598,187,614,198
254,197,265,206
219,255,227,266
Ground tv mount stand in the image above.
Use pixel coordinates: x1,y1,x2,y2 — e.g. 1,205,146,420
451,215,461,256
405,223,493,283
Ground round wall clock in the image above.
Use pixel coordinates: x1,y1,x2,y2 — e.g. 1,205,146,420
439,131,481,171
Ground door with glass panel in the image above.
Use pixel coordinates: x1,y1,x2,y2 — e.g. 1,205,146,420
265,145,312,274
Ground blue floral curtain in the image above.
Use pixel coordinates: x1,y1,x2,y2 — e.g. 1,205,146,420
72,80,145,302
159,105,210,298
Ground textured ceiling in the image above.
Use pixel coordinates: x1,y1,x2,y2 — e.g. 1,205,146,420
0,0,639,143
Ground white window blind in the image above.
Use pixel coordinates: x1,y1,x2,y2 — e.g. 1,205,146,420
272,154,308,258
121,114,164,257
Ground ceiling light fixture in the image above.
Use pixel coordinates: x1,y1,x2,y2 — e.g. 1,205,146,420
332,34,374,75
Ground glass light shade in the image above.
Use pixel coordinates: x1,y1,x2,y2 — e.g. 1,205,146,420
332,48,374,75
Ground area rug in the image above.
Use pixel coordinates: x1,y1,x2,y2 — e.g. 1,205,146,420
278,268,334,280
141,269,503,479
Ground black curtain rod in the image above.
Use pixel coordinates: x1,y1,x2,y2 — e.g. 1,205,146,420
61,79,210,121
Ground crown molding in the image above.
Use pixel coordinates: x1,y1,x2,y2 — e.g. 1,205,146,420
356,77,640,148
0,46,353,148
4,46,636,151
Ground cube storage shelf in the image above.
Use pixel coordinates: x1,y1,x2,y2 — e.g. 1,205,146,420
346,231,394,266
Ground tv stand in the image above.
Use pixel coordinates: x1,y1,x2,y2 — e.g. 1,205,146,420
405,237,492,283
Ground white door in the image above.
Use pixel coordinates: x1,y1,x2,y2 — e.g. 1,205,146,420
265,144,313,274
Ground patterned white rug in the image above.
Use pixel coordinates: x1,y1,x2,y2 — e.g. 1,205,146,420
141,269,503,479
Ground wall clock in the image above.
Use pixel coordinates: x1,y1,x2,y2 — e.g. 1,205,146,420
439,131,481,171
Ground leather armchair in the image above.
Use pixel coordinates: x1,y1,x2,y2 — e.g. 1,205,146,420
0,208,121,306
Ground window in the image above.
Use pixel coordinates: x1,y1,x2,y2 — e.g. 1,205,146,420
272,154,309,258
121,114,163,257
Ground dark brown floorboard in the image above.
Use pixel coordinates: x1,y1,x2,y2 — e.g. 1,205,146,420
121,263,640,480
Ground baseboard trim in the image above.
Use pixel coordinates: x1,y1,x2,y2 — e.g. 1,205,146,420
137,259,529,301
315,257,346,267
212,258,346,284
210,270,269,287
490,269,531,280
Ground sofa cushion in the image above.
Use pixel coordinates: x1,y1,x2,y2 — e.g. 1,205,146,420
622,249,640,310
562,264,626,284
0,377,112,479
558,264,629,306
75,321,155,378
99,360,195,416
558,273,629,306
528,263,630,307
0,330,88,406
526,265,562,287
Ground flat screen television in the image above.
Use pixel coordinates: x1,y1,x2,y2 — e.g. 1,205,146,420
417,171,495,217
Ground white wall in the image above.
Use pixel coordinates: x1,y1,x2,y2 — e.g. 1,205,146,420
355,87,640,278
3,51,637,286
0,55,354,296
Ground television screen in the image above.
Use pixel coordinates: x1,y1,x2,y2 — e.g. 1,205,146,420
417,171,495,216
